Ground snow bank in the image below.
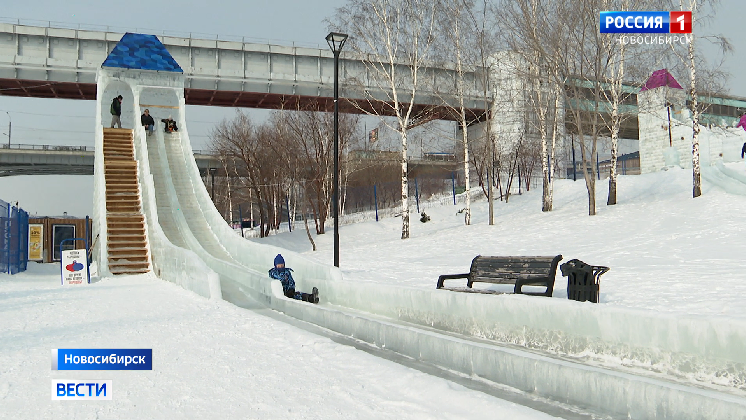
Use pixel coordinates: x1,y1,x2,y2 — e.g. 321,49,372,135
2,269,561,420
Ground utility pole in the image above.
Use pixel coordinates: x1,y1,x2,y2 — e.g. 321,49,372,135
5,112,10,149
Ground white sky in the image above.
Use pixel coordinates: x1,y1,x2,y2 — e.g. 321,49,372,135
0,0,743,151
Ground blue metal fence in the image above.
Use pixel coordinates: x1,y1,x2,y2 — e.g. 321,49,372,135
1,199,29,274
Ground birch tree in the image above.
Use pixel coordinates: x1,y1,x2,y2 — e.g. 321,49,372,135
472,4,498,224
433,0,481,225
660,0,730,197
499,0,563,212
604,37,627,205
331,0,438,239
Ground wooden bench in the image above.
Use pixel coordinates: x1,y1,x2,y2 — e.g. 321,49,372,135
436,255,563,296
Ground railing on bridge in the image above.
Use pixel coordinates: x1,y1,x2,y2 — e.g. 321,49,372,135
0,144,205,153
0,144,92,151
0,16,325,50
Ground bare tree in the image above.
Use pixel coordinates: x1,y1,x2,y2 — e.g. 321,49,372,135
281,106,360,234
499,0,564,213
433,0,483,225
672,0,730,197
210,111,271,236
331,0,438,239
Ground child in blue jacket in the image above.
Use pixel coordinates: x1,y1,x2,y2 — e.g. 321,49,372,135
268,254,319,304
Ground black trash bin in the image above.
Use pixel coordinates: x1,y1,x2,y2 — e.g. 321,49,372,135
560,259,609,303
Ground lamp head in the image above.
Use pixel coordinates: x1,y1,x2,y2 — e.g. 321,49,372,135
326,32,349,53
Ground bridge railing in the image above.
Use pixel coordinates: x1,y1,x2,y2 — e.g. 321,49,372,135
0,144,93,151
0,143,212,153
0,17,326,50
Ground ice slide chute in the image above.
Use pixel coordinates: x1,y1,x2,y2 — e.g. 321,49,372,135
131,98,746,419
89,41,746,417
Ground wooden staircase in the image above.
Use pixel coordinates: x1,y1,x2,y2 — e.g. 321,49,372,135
103,128,150,275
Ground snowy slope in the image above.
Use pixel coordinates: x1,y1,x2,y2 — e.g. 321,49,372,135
258,164,746,321
0,264,560,420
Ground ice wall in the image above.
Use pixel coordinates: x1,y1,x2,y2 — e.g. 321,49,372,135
92,75,108,276
638,85,746,173
162,96,746,392
94,67,220,298
134,125,220,299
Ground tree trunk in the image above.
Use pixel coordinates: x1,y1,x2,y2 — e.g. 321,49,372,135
461,117,470,225
608,42,625,206
303,208,316,251
548,89,560,211
538,86,551,212
688,32,702,198
401,130,410,239
488,128,494,224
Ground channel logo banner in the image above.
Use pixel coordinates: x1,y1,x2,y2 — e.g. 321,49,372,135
52,349,152,371
51,379,112,400
600,11,692,34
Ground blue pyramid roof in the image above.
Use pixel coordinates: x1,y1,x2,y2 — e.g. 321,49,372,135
102,33,182,73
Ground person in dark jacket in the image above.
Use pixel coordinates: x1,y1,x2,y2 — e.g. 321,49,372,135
141,109,155,134
268,254,319,303
110,95,122,128
741,141,746,160
161,116,178,133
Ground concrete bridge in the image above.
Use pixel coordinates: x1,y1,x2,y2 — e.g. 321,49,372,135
0,21,489,122
0,143,218,177
0,143,459,178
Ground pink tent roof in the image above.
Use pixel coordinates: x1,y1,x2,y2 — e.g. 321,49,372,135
640,69,683,91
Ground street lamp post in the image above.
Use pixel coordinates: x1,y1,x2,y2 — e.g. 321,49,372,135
326,31,348,268
5,112,10,149
209,167,217,201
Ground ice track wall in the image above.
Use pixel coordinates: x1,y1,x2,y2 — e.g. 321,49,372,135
134,125,220,299
166,112,746,392
129,87,746,419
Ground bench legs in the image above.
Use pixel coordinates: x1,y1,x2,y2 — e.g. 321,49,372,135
436,273,470,289
514,279,553,297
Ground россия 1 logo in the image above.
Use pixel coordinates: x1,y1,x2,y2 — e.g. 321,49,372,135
600,11,692,34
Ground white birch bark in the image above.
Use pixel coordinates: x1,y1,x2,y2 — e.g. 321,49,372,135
332,0,437,239
607,41,624,206
687,29,702,197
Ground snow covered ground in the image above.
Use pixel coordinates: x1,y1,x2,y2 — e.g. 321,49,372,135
3,163,746,418
256,164,746,321
0,263,563,419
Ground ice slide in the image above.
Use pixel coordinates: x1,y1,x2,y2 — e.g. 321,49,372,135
120,100,746,418
702,161,746,196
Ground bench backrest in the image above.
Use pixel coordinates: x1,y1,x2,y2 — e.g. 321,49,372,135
469,255,562,282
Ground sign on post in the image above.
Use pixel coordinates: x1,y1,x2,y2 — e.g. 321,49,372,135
61,249,88,285
29,224,44,261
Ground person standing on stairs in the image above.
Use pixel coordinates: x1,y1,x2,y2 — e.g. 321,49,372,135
268,254,319,304
110,95,123,129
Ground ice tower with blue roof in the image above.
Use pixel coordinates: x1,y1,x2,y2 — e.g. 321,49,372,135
102,33,183,73
92,33,186,277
